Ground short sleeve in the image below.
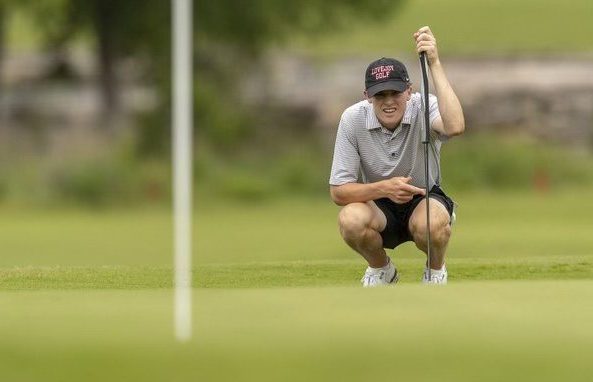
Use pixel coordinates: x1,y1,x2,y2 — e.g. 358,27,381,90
329,114,360,186
428,94,448,142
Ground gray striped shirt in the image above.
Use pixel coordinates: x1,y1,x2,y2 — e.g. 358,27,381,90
329,93,446,189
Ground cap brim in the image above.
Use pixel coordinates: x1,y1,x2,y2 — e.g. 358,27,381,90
366,81,408,97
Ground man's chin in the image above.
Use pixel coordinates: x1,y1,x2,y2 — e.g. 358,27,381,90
380,116,400,129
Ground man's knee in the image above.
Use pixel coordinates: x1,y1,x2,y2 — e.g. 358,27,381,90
411,215,451,247
432,219,451,246
338,203,374,240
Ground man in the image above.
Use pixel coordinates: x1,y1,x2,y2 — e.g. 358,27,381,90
329,26,465,286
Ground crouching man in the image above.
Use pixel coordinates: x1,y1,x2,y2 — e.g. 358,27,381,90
329,27,465,286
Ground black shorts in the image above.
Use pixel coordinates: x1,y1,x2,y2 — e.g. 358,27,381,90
374,185,454,249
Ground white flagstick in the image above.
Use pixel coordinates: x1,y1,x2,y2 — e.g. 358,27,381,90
173,0,193,342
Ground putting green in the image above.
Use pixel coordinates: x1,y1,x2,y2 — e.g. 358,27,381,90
1,254,593,290
2,281,593,382
1,190,592,381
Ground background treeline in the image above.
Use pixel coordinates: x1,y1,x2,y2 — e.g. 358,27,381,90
0,0,592,207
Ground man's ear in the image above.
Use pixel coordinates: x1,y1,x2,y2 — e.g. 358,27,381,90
405,85,412,101
364,90,372,103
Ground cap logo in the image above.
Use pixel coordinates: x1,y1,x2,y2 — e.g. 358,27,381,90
371,65,394,80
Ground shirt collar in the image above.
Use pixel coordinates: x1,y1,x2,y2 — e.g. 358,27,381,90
365,99,413,131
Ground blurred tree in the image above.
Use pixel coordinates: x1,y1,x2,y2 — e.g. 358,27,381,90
3,0,405,150
63,0,169,116
0,0,19,96
4,0,169,117
141,0,406,156
196,0,405,51
191,0,406,146
0,2,5,92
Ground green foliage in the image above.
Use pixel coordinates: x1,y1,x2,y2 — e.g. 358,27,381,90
133,106,171,158
298,0,593,56
188,131,593,204
3,0,408,160
196,0,406,52
52,158,125,206
10,0,170,51
271,151,329,194
2,131,593,207
49,156,170,207
7,1,593,207
195,80,252,148
189,0,406,156
441,132,593,192
213,171,274,202
0,152,169,208
195,137,330,202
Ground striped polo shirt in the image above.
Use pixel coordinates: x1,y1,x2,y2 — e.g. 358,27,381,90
329,93,446,189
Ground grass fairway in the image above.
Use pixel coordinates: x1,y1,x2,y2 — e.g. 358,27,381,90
1,189,593,381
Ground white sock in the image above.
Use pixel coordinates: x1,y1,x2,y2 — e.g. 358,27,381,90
426,264,446,275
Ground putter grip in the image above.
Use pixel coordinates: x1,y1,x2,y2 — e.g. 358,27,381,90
419,52,430,144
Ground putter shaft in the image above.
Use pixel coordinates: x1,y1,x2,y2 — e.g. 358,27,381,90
419,52,432,281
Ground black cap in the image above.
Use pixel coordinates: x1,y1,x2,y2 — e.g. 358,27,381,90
365,57,410,97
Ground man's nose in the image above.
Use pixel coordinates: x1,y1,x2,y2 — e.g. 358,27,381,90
384,95,397,104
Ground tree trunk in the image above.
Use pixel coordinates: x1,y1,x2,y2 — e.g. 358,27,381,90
0,4,5,124
93,0,119,119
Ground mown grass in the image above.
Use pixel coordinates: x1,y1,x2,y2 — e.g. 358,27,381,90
1,188,593,267
2,190,593,382
2,282,593,382
1,255,593,290
292,0,593,56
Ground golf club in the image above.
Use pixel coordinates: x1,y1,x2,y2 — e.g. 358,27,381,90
419,51,432,281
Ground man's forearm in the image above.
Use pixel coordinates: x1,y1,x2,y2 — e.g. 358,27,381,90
330,182,386,206
430,60,465,136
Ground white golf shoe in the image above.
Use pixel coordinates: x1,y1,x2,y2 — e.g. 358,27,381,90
422,265,448,285
361,258,399,287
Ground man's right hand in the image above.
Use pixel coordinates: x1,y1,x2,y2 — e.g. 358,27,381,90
380,177,425,204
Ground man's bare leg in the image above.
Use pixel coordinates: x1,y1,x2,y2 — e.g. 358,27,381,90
337,201,388,268
408,198,451,269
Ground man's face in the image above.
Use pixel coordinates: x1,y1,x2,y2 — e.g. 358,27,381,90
366,87,411,130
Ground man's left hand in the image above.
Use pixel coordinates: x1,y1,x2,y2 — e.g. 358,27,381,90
413,26,439,66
